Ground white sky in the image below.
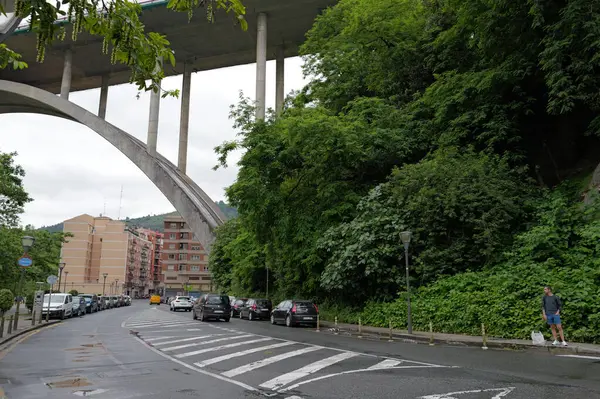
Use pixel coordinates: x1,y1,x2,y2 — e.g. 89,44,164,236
1,57,308,227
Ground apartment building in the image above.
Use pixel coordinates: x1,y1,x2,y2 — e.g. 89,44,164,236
161,215,212,297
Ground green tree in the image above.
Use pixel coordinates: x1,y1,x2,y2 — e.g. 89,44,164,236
0,0,247,96
0,151,31,228
0,289,13,314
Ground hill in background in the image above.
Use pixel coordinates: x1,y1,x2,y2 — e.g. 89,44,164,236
39,201,238,233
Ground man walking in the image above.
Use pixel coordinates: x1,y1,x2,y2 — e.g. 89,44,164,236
542,286,567,346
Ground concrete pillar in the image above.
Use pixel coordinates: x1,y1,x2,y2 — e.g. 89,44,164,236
255,12,267,120
178,63,192,174
147,85,161,156
98,75,109,120
60,49,72,100
275,45,285,116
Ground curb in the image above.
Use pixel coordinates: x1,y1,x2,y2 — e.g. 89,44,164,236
319,321,600,356
0,320,61,348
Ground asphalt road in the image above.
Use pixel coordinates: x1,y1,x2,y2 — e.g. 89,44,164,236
0,300,598,399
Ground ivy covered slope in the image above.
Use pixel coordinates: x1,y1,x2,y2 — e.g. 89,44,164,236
209,0,600,342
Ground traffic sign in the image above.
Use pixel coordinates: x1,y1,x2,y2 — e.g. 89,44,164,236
47,275,58,285
17,256,32,267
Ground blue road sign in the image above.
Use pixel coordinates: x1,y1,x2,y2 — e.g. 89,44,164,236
17,256,32,267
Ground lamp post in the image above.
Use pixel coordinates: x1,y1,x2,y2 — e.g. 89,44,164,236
57,262,66,294
400,231,412,334
14,236,35,330
63,271,69,292
102,273,108,295
115,279,119,295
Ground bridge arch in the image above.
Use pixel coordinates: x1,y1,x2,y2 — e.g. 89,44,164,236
0,79,225,253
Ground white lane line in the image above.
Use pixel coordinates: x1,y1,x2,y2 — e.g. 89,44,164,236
153,334,231,346
367,359,403,370
132,334,257,392
163,335,256,352
132,323,200,329
127,321,197,328
279,365,448,393
557,355,600,360
139,328,202,334
144,336,176,342
419,387,515,399
259,351,359,390
176,338,272,358
195,342,296,368
222,346,322,378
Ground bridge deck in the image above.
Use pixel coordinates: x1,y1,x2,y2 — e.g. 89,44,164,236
0,0,334,93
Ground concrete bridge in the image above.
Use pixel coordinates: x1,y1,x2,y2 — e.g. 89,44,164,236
0,0,335,252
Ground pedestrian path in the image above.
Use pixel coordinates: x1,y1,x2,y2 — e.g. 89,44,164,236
123,309,452,394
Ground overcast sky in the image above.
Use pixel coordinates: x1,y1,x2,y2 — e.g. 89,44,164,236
1,57,308,228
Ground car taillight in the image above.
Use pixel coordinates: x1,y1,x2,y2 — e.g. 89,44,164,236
291,304,297,313
314,304,319,313
252,304,257,310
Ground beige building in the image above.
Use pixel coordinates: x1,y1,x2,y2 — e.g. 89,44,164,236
60,214,128,295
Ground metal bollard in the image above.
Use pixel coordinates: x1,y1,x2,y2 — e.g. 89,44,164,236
316,314,320,332
38,308,43,324
388,319,393,342
0,316,4,338
31,310,36,326
7,316,13,334
334,316,339,335
481,323,488,350
358,317,363,338
429,321,434,346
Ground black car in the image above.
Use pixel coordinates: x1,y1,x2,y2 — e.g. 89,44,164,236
81,294,98,313
271,300,318,327
193,294,231,322
240,298,272,321
230,298,247,318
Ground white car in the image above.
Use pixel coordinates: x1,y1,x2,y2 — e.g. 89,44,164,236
41,293,73,319
170,296,193,312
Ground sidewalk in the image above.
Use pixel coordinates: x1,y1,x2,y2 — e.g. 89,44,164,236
0,311,60,347
320,320,600,356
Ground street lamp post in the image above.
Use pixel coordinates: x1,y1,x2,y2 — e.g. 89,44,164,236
57,262,66,294
14,236,35,330
63,271,69,292
115,279,119,295
400,231,412,334
102,273,108,295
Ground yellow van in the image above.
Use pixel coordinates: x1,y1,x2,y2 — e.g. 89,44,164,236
149,295,161,305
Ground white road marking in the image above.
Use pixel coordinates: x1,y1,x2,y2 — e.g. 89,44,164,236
557,355,600,360
279,365,448,393
152,334,230,346
163,335,256,352
259,351,359,390
176,338,272,358
195,342,296,367
132,334,257,392
127,322,198,329
418,387,515,399
367,359,403,370
222,346,322,378
144,336,176,342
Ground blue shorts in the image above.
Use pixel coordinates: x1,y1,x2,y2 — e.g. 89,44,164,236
547,313,561,325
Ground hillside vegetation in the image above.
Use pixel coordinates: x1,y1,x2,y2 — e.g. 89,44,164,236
209,0,600,342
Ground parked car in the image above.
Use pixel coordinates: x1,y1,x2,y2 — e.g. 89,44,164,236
41,293,73,320
271,300,318,327
193,294,231,322
230,298,247,318
170,296,193,312
240,298,272,321
101,295,112,309
81,294,99,313
111,295,121,307
72,296,86,317
96,296,106,311
150,295,161,305
124,295,132,306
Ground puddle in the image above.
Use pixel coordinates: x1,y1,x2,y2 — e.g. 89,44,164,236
46,377,92,388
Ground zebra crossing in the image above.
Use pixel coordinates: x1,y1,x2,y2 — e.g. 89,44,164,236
123,309,450,396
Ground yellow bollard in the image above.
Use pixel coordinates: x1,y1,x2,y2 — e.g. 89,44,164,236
388,319,393,342
334,316,339,335
481,323,488,350
316,314,320,332
429,321,434,346
358,317,363,338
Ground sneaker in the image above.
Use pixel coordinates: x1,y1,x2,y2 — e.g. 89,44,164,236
562,341,568,347
552,340,559,345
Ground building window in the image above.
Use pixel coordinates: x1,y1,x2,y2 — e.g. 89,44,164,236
191,265,200,272
168,254,175,260
169,244,175,249
178,264,185,271
169,233,175,239
170,223,177,229
191,245,201,251
203,266,209,271
167,265,175,271
202,276,211,281
189,276,199,280
178,253,186,260
191,255,200,261
166,276,177,280
180,233,189,239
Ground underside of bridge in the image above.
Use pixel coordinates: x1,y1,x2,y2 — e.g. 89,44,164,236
0,80,226,253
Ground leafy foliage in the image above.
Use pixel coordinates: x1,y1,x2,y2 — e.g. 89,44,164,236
0,289,13,313
0,151,31,228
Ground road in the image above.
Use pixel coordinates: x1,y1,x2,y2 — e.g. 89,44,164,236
0,300,598,399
